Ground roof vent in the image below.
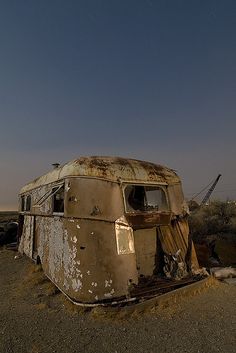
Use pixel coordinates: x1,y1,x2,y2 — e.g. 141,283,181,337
52,163,60,169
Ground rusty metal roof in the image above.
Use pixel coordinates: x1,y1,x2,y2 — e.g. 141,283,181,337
20,156,180,194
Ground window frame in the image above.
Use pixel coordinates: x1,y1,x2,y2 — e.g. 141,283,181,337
122,182,170,214
52,184,65,215
20,194,31,212
21,195,25,212
25,195,31,212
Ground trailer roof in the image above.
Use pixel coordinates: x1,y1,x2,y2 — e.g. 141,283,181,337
20,156,180,194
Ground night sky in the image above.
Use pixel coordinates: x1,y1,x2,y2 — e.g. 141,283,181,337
0,0,236,210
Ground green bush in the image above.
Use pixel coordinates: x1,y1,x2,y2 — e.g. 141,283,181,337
189,200,236,239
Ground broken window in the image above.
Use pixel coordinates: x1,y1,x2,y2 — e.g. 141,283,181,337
52,185,64,213
124,185,168,212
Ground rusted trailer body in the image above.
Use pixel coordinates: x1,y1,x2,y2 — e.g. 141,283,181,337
18,156,200,305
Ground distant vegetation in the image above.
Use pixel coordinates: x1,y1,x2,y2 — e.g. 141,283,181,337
0,211,18,224
189,201,236,241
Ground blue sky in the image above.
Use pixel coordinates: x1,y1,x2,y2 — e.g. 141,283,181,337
0,0,236,210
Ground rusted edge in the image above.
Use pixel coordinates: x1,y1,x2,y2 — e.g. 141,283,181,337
120,276,217,314
51,275,216,310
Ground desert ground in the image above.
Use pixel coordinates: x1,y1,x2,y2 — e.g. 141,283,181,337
0,211,236,353
0,247,236,353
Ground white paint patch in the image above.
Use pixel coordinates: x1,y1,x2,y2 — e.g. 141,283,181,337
63,279,70,290
87,270,91,275
91,232,94,235
63,230,83,292
105,279,113,288
72,236,77,243
21,215,34,257
104,289,115,298
72,278,82,292
76,225,81,229
91,282,97,287
65,184,70,192
88,290,93,294
69,219,75,223
95,295,98,301
48,217,64,282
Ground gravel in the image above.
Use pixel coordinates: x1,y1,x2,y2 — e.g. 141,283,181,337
0,248,236,353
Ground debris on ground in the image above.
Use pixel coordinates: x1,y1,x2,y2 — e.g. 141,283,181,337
210,267,236,279
0,221,18,246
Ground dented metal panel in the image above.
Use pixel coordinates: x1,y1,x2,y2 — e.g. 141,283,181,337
20,156,180,194
18,156,202,305
19,215,34,258
134,228,157,277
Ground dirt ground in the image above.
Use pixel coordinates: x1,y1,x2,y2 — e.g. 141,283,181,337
0,249,236,353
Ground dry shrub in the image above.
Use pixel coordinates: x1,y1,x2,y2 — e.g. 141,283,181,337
189,201,236,241
43,281,60,296
90,306,125,320
34,302,47,311
59,295,91,315
23,264,47,287
215,240,236,266
29,344,41,353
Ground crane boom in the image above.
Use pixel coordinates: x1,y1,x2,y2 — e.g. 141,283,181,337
200,174,222,206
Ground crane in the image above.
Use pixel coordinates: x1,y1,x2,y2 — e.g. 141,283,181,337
200,174,222,206
188,174,222,210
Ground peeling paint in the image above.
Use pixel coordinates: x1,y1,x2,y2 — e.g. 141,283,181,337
18,156,200,305
72,278,82,292
48,217,64,282
105,279,112,288
104,288,115,298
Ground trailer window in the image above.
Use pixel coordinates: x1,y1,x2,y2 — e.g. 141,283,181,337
52,185,64,213
26,195,31,211
21,195,31,212
124,185,168,212
21,196,25,211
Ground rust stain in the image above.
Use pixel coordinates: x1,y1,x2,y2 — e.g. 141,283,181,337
18,156,203,306
126,213,171,229
20,156,180,194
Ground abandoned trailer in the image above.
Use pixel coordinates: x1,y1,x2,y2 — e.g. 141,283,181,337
18,156,202,305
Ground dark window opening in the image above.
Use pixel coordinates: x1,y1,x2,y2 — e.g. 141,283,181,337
124,185,168,213
52,185,64,213
21,196,25,211
26,195,31,211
